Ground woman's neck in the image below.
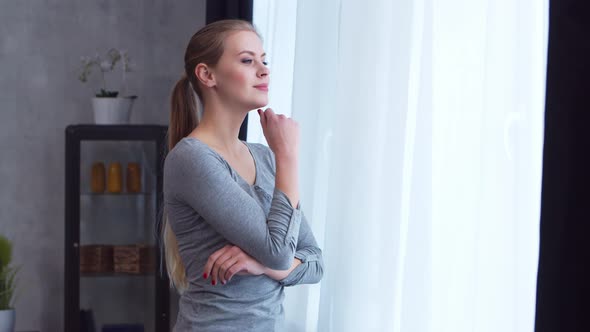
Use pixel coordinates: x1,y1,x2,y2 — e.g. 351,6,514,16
190,104,249,155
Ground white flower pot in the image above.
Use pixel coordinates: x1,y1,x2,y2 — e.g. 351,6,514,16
0,309,15,332
92,96,137,124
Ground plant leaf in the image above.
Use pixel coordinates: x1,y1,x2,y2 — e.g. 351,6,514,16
0,236,12,269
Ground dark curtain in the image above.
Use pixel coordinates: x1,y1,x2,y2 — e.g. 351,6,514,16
206,0,254,141
206,0,253,24
535,0,590,331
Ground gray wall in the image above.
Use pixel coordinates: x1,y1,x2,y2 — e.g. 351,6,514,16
0,1,205,330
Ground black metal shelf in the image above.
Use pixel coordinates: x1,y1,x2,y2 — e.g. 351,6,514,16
65,124,169,332
80,272,156,278
80,192,153,196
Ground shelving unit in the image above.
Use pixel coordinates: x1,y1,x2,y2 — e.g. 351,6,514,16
64,124,169,332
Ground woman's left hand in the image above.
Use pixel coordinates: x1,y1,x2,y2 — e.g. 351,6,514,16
203,245,266,285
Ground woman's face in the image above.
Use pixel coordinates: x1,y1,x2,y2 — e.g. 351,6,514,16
212,30,269,110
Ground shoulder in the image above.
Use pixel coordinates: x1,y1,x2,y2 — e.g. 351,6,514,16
163,138,232,202
164,138,227,181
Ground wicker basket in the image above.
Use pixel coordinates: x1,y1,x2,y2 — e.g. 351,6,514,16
113,244,156,274
80,245,114,273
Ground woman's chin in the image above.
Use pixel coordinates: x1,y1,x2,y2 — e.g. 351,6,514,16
249,100,268,110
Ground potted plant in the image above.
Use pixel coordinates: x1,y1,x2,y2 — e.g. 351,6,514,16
0,235,18,332
78,48,137,124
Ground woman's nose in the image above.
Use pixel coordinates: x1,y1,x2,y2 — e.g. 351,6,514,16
258,63,269,77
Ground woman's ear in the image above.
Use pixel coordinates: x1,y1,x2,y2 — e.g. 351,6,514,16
195,63,216,88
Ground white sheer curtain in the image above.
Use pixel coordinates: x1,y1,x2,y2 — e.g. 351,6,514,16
249,1,298,139
251,0,548,331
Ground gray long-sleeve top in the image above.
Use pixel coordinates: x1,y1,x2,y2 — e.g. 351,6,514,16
163,136,324,332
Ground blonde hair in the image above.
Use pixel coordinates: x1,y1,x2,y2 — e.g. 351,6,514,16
162,19,260,294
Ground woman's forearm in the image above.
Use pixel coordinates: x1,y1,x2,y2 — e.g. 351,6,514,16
264,258,302,280
274,153,300,209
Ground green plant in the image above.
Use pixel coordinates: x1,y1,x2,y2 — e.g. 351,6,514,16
78,48,134,98
0,235,19,310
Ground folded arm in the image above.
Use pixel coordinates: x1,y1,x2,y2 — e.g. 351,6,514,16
264,210,324,286
165,148,302,270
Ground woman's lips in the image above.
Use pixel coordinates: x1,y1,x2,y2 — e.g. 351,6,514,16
254,84,268,91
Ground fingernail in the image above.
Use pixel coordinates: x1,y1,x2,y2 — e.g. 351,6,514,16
222,280,226,285
212,280,216,285
203,273,208,279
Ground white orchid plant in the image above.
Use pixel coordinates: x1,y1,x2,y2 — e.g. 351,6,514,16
78,48,134,98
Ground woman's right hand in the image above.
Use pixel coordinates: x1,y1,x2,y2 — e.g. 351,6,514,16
257,108,299,159
203,245,266,285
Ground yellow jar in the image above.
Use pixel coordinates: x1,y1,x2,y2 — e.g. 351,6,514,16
90,162,105,193
126,162,141,193
107,162,123,193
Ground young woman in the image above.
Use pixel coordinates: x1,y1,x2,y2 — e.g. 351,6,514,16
160,19,324,331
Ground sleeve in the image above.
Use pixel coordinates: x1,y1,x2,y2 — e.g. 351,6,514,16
261,145,324,286
278,209,324,286
166,149,302,270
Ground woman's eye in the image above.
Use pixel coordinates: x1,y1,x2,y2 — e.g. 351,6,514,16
241,59,269,66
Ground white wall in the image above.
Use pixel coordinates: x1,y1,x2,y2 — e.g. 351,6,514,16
0,1,206,330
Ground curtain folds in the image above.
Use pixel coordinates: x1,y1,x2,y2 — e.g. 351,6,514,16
252,0,548,331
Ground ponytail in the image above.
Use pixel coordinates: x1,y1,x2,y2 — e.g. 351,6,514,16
168,75,199,151
161,74,203,294
163,215,187,293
